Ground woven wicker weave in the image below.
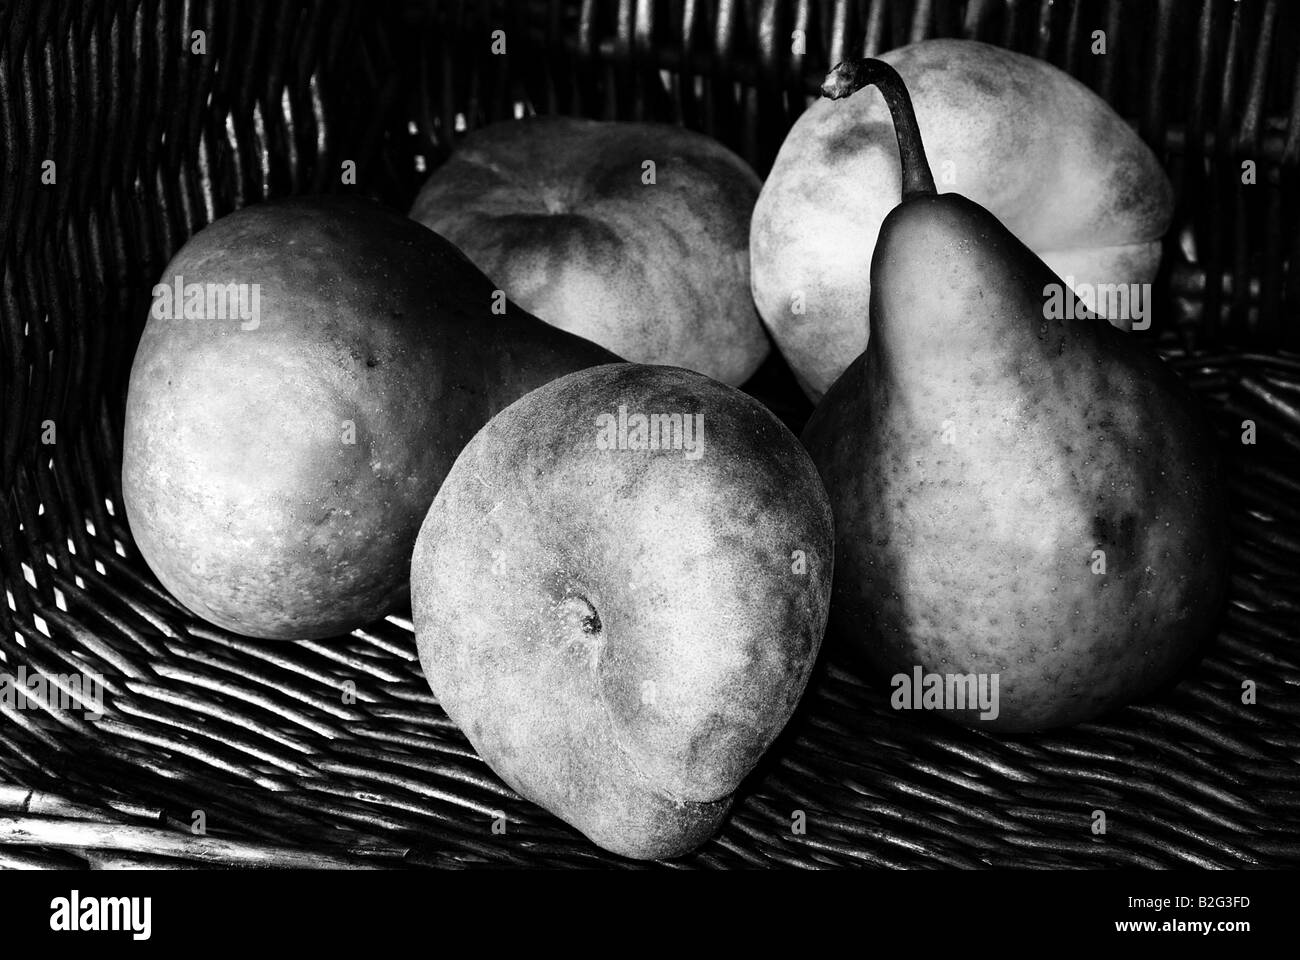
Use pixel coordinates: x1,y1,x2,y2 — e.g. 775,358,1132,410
0,0,1297,869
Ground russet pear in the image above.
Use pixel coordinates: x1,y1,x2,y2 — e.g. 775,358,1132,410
411,364,833,857
802,60,1227,732
123,197,617,640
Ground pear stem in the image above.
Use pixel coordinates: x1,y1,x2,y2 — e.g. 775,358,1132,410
821,58,937,201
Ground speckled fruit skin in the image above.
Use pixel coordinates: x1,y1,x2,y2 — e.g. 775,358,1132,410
802,195,1228,732
123,197,617,640
410,117,770,386
752,39,1174,401
410,364,833,858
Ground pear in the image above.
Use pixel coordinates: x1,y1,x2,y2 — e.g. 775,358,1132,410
123,197,618,640
411,364,833,858
411,117,769,386
802,60,1228,732
751,39,1174,402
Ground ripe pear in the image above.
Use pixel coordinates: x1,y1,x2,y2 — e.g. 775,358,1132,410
802,60,1228,732
752,39,1173,401
410,364,833,858
123,197,617,640
411,117,769,386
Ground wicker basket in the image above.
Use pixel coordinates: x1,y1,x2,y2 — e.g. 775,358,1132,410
0,0,1297,869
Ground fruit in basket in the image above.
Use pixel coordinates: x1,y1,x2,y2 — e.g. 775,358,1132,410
751,38,1175,400
801,60,1227,732
122,197,618,640
410,364,833,859
410,116,769,386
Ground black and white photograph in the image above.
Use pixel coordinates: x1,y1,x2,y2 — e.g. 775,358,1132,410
0,0,1293,945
